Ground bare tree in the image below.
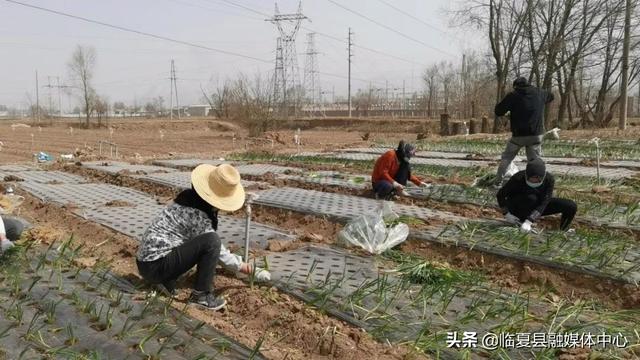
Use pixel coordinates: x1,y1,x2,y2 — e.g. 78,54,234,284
94,96,109,126
423,64,440,118
453,0,528,132
67,45,97,127
619,0,633,129
439,61,456,114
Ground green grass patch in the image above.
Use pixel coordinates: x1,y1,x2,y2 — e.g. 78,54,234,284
383,250,482,287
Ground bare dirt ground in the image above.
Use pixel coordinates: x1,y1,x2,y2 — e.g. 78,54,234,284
3,117,640,359
63,161,640,311
14,191,424,360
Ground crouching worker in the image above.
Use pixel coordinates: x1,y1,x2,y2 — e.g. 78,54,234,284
136,164,270,311
0,215,25,252
497,159,577,232
371,141,431,200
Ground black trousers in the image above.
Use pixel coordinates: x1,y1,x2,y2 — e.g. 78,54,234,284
506,194,577,230
137,232,221,292
1,216,25,241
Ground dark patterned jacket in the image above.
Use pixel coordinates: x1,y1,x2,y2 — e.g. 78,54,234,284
136,203,240,268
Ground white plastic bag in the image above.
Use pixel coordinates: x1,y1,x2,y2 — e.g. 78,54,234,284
505,161,519,178
338,202,410,254
544,127,561,140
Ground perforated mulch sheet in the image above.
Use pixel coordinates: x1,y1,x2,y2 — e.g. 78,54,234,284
323,152,638,179
152,158,229,169
78,203,294,248
1,170,87,184
82,161,178,175
234,164,301,176
255,187,463,223
133,172,265,190
18,182,159,208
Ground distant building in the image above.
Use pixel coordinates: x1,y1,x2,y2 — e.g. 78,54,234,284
186,105,213,117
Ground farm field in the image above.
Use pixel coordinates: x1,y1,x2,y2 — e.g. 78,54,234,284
1,118,639,359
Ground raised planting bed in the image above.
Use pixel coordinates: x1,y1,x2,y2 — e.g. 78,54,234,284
427,221,640,284
0,240,262,359
258,245,640,358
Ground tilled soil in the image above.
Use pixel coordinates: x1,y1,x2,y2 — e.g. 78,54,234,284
50,159,640,310
12,190,425,360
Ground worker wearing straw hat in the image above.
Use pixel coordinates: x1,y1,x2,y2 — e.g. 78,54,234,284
137,164,270,311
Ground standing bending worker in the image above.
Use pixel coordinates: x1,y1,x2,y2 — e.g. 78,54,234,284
371,141,431,200
136,164,270,311
497,159,577,232
494,77,554,187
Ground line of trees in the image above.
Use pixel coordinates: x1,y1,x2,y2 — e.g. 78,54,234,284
436,0,640,131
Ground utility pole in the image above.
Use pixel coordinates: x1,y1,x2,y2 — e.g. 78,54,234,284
56,77,63,118
35,70,40,124
402,80,406,117
170,61,173,121
619,0,631,130
169,60,180,120
348,27,353,118
47,76,53,121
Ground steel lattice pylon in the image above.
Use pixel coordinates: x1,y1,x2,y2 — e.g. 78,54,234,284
267,1,307,117
303,32,324,117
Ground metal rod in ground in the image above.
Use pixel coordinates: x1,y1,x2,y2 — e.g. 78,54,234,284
244,198,253,263
596,142,601,185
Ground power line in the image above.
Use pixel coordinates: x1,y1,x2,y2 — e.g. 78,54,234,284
208,0,269,17
325,0,455,57
198,0,430,66
4,0,272,63
164,0,264,20
374,0,463,42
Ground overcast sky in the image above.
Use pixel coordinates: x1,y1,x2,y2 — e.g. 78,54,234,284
0,0,484,110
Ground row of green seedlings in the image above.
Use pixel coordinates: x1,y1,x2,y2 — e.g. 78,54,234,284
438,222,640,282
291,165,640,228
234,150,639,205
230,152,489,182
0,239,111,359
275,249,535,357
412,138,640,160
233,150,632,189
0,236,234,360
273,248,639,358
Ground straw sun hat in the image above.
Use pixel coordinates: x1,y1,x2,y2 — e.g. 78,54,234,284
191,164,245,212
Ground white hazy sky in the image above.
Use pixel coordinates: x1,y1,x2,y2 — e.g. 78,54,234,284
0,0,484,110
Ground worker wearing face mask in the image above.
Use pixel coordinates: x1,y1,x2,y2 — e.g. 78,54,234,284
371,140,431,200
496,159,577,233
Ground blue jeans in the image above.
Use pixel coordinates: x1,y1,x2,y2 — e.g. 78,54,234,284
373,180,396,199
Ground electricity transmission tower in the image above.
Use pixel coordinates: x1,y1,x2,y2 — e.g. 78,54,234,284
273,37,285,111
303,32,324,117
267,1,308,117
43,76,71,123
169,59,180,120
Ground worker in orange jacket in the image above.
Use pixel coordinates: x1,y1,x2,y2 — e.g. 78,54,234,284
371,141,431,200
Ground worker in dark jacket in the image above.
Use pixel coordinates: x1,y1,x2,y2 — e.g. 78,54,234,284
494,77,554,186
371,141,431,200
497,159,577,232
